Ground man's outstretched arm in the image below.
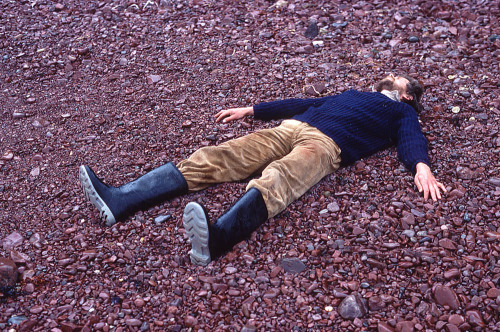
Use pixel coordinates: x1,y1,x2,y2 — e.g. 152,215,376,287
215,107,254,123
414,162,447,201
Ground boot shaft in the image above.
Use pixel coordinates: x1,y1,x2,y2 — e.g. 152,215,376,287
209,188,268,259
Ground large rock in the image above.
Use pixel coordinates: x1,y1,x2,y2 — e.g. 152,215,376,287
2,231,24,250
338,293,368,319
432,284,460,309
280,258,306,274
0,258,18,288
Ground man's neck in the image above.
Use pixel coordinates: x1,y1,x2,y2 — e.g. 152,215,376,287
379,89,401,102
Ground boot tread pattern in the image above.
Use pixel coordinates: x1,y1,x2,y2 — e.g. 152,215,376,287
183,202,211,266
79,166,117,226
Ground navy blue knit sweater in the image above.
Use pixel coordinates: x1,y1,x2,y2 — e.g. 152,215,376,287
253,90,431,173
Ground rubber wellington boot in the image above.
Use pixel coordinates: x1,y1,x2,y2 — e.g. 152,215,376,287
79,162,188,226
182,187,268,266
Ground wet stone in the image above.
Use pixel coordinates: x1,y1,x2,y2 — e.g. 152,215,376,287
368,295,386,311
465,310,485,327
0,258,18,288
448,314,465,326
280,257,307,274
439,238,457,250
444,268,460,279
2,232,24,250
338,294,368,319
486,288,500,298
377,322,395,332
7,315,27,325
432,284,460,309
126,319,142,327
395,321,414,332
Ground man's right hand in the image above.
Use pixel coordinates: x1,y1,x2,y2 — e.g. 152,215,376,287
215,107,254,123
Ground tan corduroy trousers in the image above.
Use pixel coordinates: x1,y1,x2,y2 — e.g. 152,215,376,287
177,120,342,218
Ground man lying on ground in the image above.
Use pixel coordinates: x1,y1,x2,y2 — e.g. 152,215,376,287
79,73,446,266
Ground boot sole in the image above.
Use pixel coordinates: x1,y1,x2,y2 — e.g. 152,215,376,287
183,202,211,266
79,165,117,227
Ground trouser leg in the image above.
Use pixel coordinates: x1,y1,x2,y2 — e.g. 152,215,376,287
177,121,300,191
247,121,342,218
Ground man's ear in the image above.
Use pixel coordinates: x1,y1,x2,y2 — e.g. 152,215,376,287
401,93,413,101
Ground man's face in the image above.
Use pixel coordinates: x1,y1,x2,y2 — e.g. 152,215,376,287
375,73,410,96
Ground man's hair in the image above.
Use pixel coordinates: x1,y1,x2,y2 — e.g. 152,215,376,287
401,74,424,113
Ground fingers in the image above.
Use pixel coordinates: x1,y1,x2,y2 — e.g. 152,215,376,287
215,110,233,123
215,108,241,123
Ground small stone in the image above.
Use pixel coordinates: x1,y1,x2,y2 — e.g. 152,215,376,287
352,227,364,235
154,215,171,224
10,250,30,264
304,83,326,96
225,266,237,274
241,325,257,332
19,320,38,331
338,294,368,319
488,177,500,186
2,151,14,160
304,22,319,39
54,3,65,11
377,322,395,332
465,310,485,328
30,167,40,177
411,209,425,218
125,319,142,327
7,315,28,325
295,45,314,54
24,283,35,293
184,315,197,327
395,321,414,332
26,97,36,104
29,305,43,314
439,238,457,250
280,257,307,274
451,106,460,113
147,75,161,84
77,47,89,55
327,201,340,213
181,120,192,127
432,284,460,309
134,298,146,307
448,314,465,325
12,112,25,119
444,268,460,279
486,288,500,298
402,230,415,238
401,213,415,226
3,232,24,250
408,36,419,43
368,295,386,311
119,58,128,66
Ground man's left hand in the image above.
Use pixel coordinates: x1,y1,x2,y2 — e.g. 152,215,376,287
414,162,447,201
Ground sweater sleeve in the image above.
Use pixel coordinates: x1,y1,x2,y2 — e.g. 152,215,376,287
253,96,331,121
395,106,432,174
